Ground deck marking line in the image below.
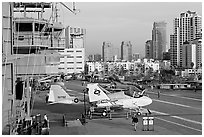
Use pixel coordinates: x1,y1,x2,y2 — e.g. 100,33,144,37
147,91,202,102
151,110,202,125
153,99,201,110
155,117,202,132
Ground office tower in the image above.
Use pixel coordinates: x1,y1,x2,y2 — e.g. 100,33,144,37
60,26,86,74
195,39,202,68
152,21,167,60
181,41,196,68
181,39,202,69
145,40,152,59
121,41,132,61
102,42,113,62
170,11,202,67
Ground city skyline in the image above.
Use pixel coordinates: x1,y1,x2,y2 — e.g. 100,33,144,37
52,2,202,57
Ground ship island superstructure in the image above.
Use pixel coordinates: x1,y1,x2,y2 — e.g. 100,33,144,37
2,2,85,134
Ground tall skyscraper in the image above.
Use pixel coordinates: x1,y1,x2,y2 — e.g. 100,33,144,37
195,39,202,68
152,21,167,60
181,39,202,68
102,42,113,62
170,11,202,67
181,41,195,68
121,41,132,61
145,40,152,59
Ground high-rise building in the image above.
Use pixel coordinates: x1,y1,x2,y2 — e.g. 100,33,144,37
145,40,152,59
121,41,132,61
181,39,202,69
152,21,167,60
170,11,202,67
195,39,202,68
102,42,113,62
60,26,86,74
181,39,202,68
181,41,196,69
170,32,180,67
181,42,191,68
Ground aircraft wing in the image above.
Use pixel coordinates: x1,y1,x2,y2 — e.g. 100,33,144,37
108,91,131,100
87,83,110,102
133,96,152,107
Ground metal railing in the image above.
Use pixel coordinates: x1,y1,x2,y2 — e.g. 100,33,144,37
13,33,65,48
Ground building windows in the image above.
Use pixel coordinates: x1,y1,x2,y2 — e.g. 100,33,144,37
67,56,74,58
76,67,82,69
74,28,77,33
76,50,82,52
59,68,64,69
35,23,45,32
67,50,74,52
76,56,82,58
70,27,73,33
67,62,74,63
16,23,32,32
58,50,64,53
77,62,82,63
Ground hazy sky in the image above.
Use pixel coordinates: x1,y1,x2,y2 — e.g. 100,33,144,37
47,2,202,57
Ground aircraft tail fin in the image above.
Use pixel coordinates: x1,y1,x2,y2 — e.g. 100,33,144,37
87,83,110,102
48,84,78,104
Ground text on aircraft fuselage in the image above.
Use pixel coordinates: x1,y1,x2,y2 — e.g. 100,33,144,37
58,96,66,99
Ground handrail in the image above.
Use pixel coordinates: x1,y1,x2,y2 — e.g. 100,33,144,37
13,33,65,48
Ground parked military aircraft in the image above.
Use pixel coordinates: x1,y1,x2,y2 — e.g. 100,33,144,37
86,83,152,115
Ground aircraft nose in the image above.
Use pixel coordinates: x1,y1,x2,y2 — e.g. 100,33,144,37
137,96,152,107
